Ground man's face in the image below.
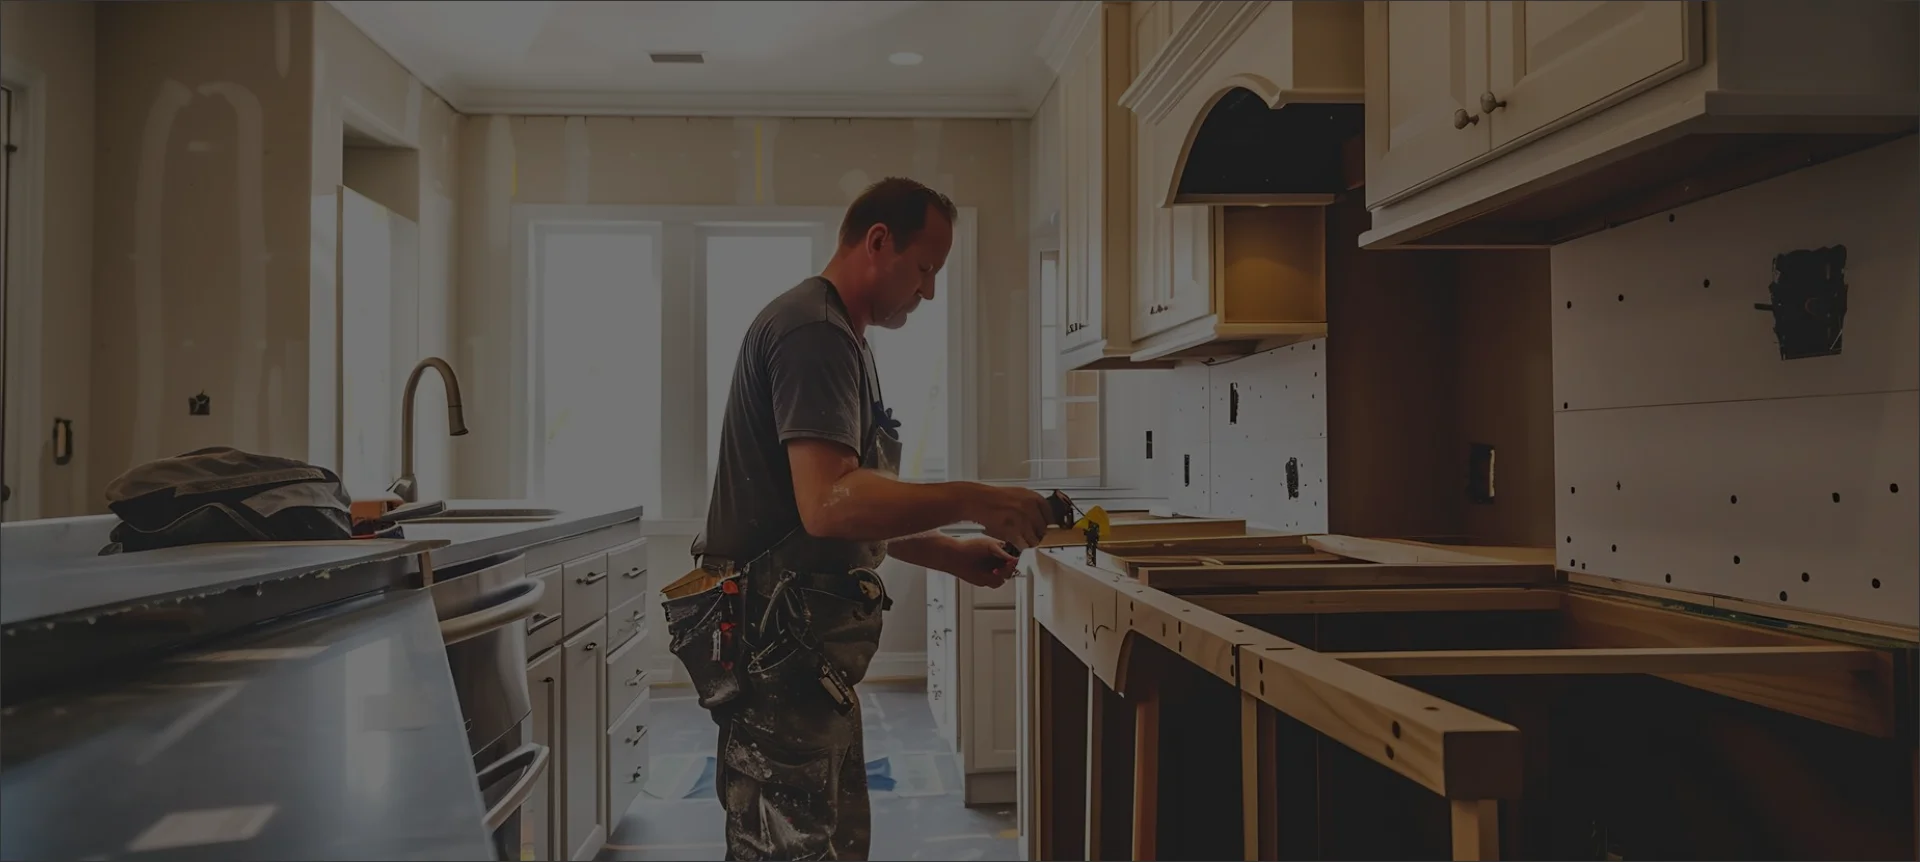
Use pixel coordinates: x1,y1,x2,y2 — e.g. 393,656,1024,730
866,209,953,330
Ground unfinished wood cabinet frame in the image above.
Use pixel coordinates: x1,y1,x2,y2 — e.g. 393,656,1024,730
1024,532,1916,861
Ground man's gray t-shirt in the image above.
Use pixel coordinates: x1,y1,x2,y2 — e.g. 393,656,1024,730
694,277,881,568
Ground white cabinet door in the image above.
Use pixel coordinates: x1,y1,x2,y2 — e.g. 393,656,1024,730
1364,1,1493,206
1160,205,1214,331
1131,1,1175,341
563,620,607,861
1061,41,1106,355
522,648,564,862
964,608,1020,773
1486,1,1704,148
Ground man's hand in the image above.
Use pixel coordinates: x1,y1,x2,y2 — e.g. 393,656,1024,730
943,536,1020,589
965,485,1056,550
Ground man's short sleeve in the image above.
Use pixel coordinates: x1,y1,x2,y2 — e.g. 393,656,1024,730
768,321,866,455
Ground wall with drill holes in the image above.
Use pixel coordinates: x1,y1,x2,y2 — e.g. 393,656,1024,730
1551,135,1918,627
1163,342,1332,534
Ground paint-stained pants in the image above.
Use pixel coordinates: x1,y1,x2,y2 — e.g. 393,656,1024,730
716,690,871,861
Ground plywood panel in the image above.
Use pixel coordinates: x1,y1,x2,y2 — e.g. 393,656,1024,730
1551,136,1919,412
1555,391,1918,626
1164,364,1212,514
1207,342,1330,531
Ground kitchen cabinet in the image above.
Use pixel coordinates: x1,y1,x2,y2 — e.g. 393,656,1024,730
926,565,1021,805
1118,1,1363,363
1359,1,1918,247
1056,2,1144,371
1365,1,1702,208
562,619,607,861
522,646,564,862
515,528,651,861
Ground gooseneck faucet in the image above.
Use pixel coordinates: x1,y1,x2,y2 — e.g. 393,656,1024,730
387,357,469,504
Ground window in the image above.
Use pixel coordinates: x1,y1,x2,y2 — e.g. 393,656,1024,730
517,205,975,519
702,227,825,487
531,222,663,513
1033,248,1101,483
866,269,949,481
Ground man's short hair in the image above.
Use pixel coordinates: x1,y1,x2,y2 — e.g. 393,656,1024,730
838,177,958,250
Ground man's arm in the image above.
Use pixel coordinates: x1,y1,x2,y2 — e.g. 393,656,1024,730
884,530,964,571
772,322,1052,548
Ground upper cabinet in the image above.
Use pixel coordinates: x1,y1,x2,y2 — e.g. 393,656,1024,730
1361,1,1919,248
1118,1,1365,363
1054,3,1147,371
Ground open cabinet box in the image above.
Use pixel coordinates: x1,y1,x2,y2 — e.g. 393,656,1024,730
1025,532,1917,862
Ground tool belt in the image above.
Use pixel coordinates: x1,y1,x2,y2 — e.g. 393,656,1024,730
663,562,892,716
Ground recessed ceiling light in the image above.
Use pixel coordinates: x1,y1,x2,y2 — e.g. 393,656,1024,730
648,51,706,64
889,52,923,67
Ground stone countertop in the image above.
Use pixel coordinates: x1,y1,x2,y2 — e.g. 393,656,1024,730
0,589,496,861
396,503,644,571
0,504,643,630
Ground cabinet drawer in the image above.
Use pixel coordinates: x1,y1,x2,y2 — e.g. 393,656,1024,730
606,708,649,827
606,539,649,609
526,566,566,656
608,592,647,651
562,553,610,634
604,629,651,728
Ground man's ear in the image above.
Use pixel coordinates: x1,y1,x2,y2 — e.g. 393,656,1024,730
864,222,891,255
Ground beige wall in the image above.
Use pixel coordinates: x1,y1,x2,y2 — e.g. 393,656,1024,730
90,1,315,500
312,0,463,496
2,0,96,517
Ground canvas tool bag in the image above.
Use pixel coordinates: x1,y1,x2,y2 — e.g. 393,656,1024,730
98,446,354,555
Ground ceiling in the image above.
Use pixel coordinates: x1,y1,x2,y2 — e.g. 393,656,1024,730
328,0,1079,118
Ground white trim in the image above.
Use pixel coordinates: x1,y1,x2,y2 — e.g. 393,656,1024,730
1119,1,1266,122
1038,1,1103,76
1,61,47,521
948,208,981,481
864,650,930,683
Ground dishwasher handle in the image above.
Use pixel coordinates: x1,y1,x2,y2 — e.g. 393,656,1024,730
440,577,546,646
476,741,552,833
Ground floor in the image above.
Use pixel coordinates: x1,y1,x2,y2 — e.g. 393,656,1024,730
598,680,1019,861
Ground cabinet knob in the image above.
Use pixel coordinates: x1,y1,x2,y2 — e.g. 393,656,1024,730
1453,108,1480,129
1479,91,1507,114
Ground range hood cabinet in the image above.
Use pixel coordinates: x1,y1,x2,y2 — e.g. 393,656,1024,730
1120,1,1367,209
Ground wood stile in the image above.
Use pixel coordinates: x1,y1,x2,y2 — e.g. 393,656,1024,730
1025,533,1918,862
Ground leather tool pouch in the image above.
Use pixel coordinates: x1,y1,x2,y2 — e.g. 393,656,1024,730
744,568,892,715
662,566,750,712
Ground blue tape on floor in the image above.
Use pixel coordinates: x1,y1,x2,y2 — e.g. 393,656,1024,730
679,756,895,798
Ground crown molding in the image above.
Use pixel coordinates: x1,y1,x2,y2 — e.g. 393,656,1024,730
456,88,1037,119
1037,1,1102,75
1118,0,1265,124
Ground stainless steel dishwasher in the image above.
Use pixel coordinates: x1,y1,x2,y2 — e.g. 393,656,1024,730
432,553,551,861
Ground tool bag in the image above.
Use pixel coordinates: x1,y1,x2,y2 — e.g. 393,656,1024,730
97,446,354,555
662,564,752,712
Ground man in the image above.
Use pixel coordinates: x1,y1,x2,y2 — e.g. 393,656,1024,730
691,177,1056,861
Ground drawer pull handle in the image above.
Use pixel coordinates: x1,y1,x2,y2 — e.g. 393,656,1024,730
576,571,609,586
625,736,643,745
621,568,644,579
630,609,644,622
583,641,599,652
527,613,560,634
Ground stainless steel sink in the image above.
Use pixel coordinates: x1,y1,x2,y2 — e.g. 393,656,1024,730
395,500,561,524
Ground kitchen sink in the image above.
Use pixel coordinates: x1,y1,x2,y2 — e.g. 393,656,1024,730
394,500,561,524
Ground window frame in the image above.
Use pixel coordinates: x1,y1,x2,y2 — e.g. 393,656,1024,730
510,204,979,529
1028,233,1106,489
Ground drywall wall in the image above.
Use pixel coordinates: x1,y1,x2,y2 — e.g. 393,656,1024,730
0,0,95,518
313,1,462,501
1553,135,1918,627
90,0,315,497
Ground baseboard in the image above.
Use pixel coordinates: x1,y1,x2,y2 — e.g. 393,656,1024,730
863,650,928,683
649,651,928,687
